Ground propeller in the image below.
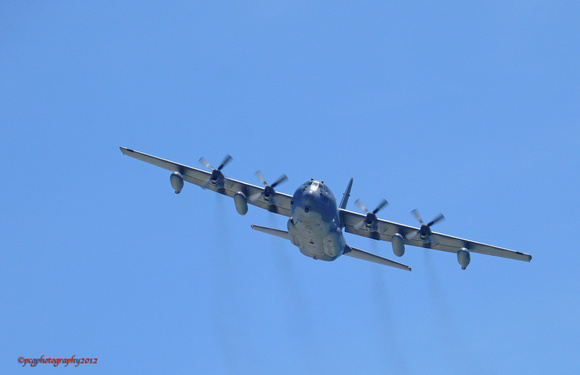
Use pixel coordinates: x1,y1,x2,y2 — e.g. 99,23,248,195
249,171,288,203
406,209,445,241
353,198,389,231
198,154,233,189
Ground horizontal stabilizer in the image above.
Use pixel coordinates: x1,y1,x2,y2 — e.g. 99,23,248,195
344,246,411,271
251,225,290,240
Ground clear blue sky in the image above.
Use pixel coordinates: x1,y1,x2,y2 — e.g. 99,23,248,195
1,2,578,374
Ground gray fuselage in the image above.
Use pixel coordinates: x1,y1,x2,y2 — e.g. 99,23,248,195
287,180,347,261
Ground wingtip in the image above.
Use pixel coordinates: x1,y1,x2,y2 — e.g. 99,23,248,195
119,147,134,155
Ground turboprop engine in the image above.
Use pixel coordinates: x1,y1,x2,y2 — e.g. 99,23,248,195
170,171,184,194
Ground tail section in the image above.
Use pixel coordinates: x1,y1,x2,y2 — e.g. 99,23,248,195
250,225,290,240
339,178,353,210
344,245,411,271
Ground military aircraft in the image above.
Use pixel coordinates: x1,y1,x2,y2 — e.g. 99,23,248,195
120,147,532,271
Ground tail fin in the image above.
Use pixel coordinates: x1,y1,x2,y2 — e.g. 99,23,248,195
339,178,353,210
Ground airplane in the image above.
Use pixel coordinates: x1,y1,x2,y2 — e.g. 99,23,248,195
120,147,532,271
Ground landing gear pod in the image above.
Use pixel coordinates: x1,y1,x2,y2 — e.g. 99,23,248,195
392,233,405,257
457,248,471,270
234,191,248,215
170,172,184,194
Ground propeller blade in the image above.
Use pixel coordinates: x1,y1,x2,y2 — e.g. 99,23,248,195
201,178,212,190
248,191,264,203
427,214,445,227
271,174,288,188
355,199,370,214
255,170,267,186
411,209,424,225
354,220,366,231
406,230,419,240
372,199,389,214
199,157,213,170
217,154,232,171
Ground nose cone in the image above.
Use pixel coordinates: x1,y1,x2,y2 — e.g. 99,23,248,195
292,180,338,218
302,191,317,210
292,183,322,217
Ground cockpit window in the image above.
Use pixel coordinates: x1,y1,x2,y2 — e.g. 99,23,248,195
311,181,319,191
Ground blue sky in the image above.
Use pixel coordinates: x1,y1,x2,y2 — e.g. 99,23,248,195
1,1,578,374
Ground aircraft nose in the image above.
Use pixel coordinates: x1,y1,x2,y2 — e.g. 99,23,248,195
302,192,316,209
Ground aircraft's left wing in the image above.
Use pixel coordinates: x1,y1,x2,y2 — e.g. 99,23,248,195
120,147,293,216
340,209,532,262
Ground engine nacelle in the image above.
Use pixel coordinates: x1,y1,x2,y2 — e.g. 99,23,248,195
170,171,184,194
234,191,248,215
391,233,405,257
457,248,471,270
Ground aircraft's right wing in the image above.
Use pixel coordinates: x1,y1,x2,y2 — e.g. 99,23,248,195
120,147,293,216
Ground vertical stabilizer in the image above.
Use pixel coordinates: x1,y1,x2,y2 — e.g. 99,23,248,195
339,178,353,209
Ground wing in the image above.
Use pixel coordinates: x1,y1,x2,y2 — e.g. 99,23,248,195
120,147,293,216
340,209,532,262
